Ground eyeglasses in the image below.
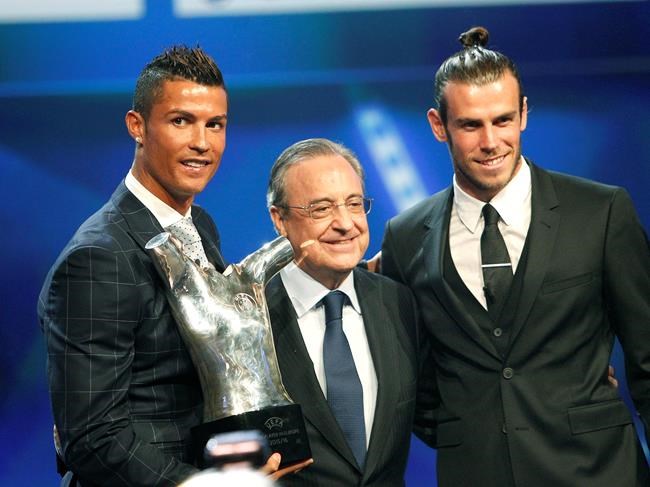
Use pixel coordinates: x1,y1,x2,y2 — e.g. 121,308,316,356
281,197,373,221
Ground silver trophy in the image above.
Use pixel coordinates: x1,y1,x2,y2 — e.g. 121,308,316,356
145,233,311,467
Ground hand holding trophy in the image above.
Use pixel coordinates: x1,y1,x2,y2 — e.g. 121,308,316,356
146,232,312,468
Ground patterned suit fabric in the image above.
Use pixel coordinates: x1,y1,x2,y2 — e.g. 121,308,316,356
38,182,226,487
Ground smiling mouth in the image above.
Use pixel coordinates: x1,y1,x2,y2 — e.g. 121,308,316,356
181,159,210,168
477,154,507,166
324,236,358,246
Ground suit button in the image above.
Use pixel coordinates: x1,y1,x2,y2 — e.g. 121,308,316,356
502,423,508,434
493,327,503,337
502,367,514,379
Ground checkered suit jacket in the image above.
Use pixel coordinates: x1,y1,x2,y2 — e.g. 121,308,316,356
38,182,227,487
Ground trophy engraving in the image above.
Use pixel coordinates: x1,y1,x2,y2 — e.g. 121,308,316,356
146,233,311,467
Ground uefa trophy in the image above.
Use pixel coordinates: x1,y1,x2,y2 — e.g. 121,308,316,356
145,233,311,468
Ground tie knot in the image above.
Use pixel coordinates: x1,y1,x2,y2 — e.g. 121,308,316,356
167,216,201,245
482,204,501,226
165,216,212,269
321,291,346,324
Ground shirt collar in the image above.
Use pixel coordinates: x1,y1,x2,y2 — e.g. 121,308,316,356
125,169,191,228
453,157,531,233
279,262,361,318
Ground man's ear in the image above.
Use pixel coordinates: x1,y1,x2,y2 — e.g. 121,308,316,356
427,108,448,142
520,96,528,132
269,206,287,237
125,110,145,144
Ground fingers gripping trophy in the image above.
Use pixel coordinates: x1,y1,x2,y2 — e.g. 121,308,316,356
146,232,312,467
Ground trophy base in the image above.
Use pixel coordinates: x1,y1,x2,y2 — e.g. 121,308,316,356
192,403,312,469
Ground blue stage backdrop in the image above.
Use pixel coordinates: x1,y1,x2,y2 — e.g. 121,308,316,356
1,1,648,485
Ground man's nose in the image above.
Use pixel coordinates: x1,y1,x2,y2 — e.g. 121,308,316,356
479,126,497,151
190,127,209,153
329,204,356,231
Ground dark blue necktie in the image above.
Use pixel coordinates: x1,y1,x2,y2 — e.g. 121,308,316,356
481,204,513,321
321,290,366,469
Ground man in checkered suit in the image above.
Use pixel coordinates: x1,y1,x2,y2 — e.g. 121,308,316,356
39,46,231,486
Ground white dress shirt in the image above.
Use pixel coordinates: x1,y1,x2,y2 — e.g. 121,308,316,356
279,262,377,447
125,169,190,226
449,158,532,309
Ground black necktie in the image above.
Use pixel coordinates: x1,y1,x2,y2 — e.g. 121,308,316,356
321,291,366,469
481,204,513,320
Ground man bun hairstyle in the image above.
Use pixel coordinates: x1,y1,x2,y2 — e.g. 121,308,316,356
434,26,524,124
458,25,490,49
133,45,226,120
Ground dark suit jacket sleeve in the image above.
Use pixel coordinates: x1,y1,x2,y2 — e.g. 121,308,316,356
40,244,197,486
381,219,406,286
382,219,440,448
604,188,650,442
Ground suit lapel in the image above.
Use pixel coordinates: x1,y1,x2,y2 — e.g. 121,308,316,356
266,276,360,470
111,182,165,249
506,162,560,351
423,189,501,360
193,207,227,272
354,269,399,477
111,182,227,272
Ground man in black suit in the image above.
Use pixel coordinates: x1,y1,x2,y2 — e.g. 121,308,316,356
381,27,650,486
266,138,419,486
38,46,304,486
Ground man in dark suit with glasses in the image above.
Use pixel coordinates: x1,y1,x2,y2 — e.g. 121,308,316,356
265,138,421,486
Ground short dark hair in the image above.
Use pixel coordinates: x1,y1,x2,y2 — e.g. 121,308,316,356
133,45,225,119
434,27,524,124
266,138,365,210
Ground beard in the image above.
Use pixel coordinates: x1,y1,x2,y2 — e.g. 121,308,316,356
449,143,523,202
